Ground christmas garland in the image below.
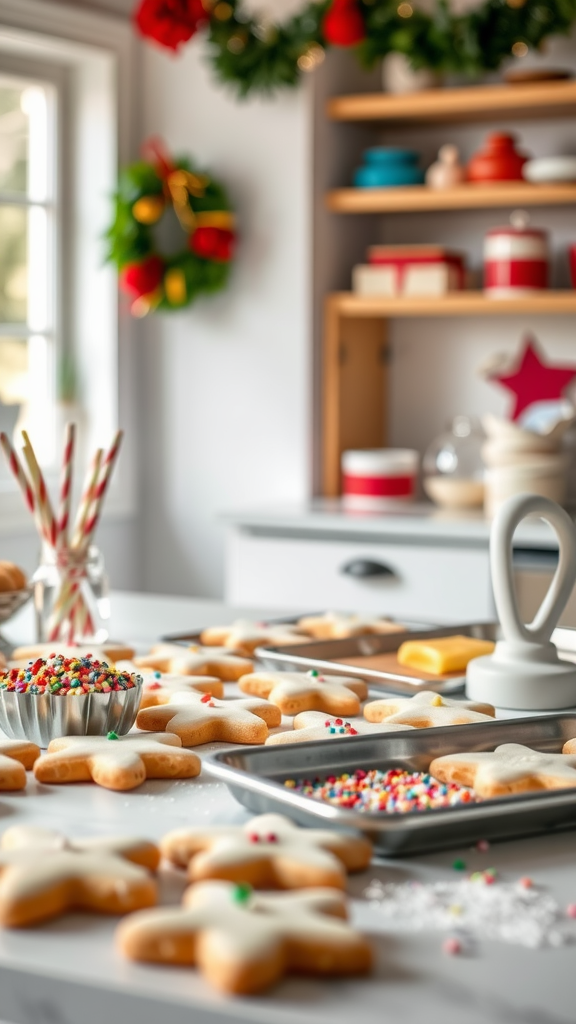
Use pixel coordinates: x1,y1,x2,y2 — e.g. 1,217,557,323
134,0,576,96
106,139,235,316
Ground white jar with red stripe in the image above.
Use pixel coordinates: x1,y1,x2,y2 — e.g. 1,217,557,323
342,449,420,510
484,212,548,297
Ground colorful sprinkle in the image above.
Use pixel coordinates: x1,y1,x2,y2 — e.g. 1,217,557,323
283,768,478,814
452,858,467,872
566,903,576,919
476,839,490,853
232,883,252,904
442,937,462,955
107,731,119,740
0,656,140,697
519,876,533,890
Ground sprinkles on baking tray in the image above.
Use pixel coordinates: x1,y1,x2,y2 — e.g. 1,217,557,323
0,655,141,695
284,768,478,813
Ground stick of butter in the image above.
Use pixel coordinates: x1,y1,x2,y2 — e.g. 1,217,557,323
397,636,495,675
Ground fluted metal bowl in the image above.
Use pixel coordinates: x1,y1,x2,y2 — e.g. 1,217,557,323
0,678,142,747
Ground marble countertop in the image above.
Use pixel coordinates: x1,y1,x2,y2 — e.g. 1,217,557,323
0,593,575,1024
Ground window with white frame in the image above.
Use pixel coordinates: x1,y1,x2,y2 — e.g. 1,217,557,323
0,71,56,466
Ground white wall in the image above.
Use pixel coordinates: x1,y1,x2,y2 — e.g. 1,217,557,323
138,40,313,597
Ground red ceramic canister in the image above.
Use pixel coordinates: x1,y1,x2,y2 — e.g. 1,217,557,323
484,220,548,297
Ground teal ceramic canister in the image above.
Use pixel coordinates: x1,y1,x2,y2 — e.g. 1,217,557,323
353,147,424,188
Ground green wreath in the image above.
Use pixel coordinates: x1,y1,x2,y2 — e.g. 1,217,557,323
106,139,236,316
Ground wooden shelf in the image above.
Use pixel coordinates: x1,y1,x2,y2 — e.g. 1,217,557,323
327,80,576,124
329,291,576,318
326,182,576,214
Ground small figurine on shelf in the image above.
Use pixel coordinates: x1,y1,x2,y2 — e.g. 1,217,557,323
426,145,466,190
468,132,530,183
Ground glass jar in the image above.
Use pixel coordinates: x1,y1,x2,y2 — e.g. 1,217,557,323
32,543,110,645
423,416,485,509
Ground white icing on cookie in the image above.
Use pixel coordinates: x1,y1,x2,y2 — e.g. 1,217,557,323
134,644,252,679
298,612,404,638
431,743,576,796
33,732,201,789
265,711,414,745
238,671,367,715
117,664,224,703
161,812,371,882
364,690,495,727
201,619,306,653
137,691,280,745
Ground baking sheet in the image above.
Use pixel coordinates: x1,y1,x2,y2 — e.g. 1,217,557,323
256,622,499,696
160,614,433,646
204,713,576,856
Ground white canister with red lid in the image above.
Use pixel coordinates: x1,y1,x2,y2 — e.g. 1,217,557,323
342,449,419,510
484,212,548,297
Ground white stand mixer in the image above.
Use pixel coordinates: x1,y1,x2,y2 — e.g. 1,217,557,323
466,493,576,711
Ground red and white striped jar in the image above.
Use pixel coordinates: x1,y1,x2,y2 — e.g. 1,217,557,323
484,221,548,297
342,449,419,510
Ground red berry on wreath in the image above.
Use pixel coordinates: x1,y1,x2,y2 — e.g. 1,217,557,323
133,0,209,52
121,255,165,298
191,226,235,262
323,0,366,47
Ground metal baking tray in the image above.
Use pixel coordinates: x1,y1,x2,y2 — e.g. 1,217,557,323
161,613,435,646
255,622,499,696
205,714,576,856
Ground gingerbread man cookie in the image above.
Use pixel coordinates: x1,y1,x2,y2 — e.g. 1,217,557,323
238,670,368,717
12,641,135,664
200,619,307,657
297,612,405,640
136,692,281,745
134,644,253,681
33,733,201,791
161,812,372,890
117,665,224,708
0,739,40,790
430,743,576,799
0,825,159,927
265,711,414,746
117,880,371,995
364,690,495,729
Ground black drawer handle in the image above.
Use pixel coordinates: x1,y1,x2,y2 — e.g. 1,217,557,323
340,559,397,579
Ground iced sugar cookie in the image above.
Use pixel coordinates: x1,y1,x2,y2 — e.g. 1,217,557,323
430,743,576,799
265,712,414,745
238,670,367,717
200,619,307,656
117,880,372,994
161,812,372,890
298,612,405,639
136,692,281,745
134,644,253,681
397,636,495,676
117,665,224,708
34,733,201,791
364,691,495,729
0,740,40,790
0,826,159,927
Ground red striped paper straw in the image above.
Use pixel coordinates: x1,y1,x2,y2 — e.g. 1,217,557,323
0,432,36,516
71,448,103,550
79,430,124,549
21,432,57,548
57,422,76,548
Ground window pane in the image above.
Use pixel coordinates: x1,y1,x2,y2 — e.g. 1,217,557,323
0,335,54,463
0,80,49,199
0,205,27,323
0,336,28,439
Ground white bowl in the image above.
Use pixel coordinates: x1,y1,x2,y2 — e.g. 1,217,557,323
523,157,576,183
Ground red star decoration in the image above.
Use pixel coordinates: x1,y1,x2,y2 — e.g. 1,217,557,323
491,336,576,421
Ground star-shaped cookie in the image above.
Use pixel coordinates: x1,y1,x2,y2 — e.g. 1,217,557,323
33,733,201,791
136,692,281,745
297,612,405,639
199,619,307,656
430,743,576,799
117,880,372,995
0,825,159,926
161,812,372,890
364,690,496,729
117,664,224,708
134,643,253,681
265,711,414,745
238,671,368,716
0,739,40,790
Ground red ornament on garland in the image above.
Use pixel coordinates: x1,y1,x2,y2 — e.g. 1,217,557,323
120,255,165,298
323,0,366,46
191,226,235,262
134,0,209,52
490,335,576,421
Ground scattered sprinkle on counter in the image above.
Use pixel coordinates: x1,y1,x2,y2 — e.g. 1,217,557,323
0,654,141,696
284,767,478,813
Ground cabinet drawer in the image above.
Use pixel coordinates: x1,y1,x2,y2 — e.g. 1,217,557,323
226,530,493,622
